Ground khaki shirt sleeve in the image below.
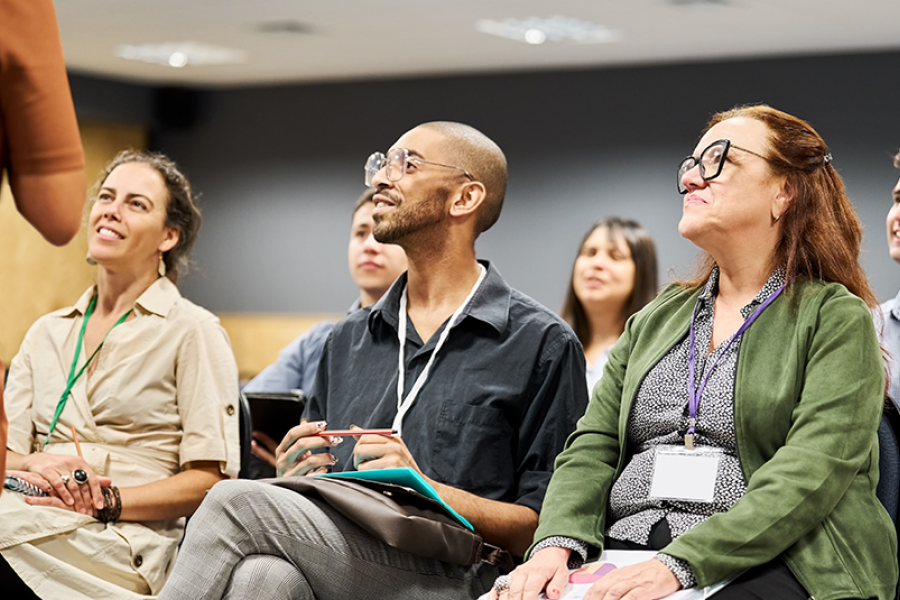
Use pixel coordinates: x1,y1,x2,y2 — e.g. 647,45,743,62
175,316,241,478
5,325,38,454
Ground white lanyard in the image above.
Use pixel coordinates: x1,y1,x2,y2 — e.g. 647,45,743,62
392,264,487,436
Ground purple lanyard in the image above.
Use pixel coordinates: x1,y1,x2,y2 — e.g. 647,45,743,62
685,282,786,448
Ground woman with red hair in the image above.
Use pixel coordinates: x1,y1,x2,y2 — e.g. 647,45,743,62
494,105,896,600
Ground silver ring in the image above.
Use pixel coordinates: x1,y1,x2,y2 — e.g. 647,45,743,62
60,474,71,484
492,574,511,592
73,469,88,485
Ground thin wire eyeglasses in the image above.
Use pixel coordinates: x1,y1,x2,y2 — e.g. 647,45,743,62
364,148,474,187
677,139,770,194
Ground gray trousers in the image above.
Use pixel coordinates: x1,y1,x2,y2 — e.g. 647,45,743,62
158,479,498,600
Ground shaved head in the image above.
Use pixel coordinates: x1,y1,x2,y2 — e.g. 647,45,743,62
418,121,507,234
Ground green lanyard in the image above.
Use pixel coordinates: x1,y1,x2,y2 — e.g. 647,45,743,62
45,295,133,446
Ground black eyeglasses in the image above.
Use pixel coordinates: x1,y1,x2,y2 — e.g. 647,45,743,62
364,148,474,187
677,139,769,194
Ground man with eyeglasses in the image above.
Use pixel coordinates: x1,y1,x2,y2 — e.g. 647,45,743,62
159,121,588,600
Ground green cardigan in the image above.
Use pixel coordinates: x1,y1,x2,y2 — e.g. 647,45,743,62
533,279,898,600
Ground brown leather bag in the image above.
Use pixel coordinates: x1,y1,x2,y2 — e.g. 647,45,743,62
265,475,513,570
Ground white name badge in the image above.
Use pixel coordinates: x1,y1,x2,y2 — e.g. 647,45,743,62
649,445,723,503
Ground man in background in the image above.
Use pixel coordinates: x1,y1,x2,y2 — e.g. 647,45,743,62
244,188,407,468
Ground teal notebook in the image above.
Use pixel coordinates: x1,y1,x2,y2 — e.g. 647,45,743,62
317,467,474,530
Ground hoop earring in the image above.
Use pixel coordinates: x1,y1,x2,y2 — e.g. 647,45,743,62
86,254,97,266
158,255,167,278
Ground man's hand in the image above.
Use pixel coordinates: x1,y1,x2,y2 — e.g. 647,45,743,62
275,420,342,477
351,427,422,473
347,427,539,556
583,558,680,600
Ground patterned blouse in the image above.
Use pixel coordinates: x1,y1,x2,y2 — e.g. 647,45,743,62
533,267,787,588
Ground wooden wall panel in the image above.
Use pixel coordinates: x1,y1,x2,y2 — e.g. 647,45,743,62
217,313,342,383
0,121,146,364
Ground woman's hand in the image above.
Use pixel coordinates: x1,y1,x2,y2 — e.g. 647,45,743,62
583,558,679,600
275,420,341,477
492,546,572,600
250,430,279,468
5,469,54,496
7,469,112,517
20,452,106,515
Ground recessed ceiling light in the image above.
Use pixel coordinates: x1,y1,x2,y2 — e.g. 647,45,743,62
168,52,188,68
114,42,247,68
475,16,622,45
524,29,547,45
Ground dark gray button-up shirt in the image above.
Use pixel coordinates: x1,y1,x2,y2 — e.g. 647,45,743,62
306,260,589,513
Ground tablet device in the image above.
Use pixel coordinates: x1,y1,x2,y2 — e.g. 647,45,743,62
242,391,306,443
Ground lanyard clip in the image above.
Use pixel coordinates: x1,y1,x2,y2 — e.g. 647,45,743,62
685,417,697,449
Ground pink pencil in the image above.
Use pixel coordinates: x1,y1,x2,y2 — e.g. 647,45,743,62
315,429,397,437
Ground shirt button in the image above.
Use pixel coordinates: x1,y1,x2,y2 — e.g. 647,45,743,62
134,555,143,568
226,404,235,416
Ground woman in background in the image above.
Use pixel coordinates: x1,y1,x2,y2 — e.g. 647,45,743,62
561,217,658,394
0,150,240,600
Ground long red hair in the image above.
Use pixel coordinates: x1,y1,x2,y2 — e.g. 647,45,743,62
680,104,877,308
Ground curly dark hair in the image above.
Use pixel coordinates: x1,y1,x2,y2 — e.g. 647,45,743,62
91,150,201,283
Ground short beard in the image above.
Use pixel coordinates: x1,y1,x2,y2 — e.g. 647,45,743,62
373,187,450,245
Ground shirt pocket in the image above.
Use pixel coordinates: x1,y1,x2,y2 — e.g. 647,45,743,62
429,402,513,495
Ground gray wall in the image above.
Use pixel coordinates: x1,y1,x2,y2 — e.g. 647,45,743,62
72,51,900,314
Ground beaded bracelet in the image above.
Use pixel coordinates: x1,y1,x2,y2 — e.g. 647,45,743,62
97,486,121,523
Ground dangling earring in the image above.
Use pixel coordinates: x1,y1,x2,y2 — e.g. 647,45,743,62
86,254,97,266
158,254,167,278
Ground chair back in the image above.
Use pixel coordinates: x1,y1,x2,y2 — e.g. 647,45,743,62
877,407,900,600
237,392,253,478
237,390,305,479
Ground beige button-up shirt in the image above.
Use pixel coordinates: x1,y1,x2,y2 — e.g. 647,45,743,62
1,277,240,599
